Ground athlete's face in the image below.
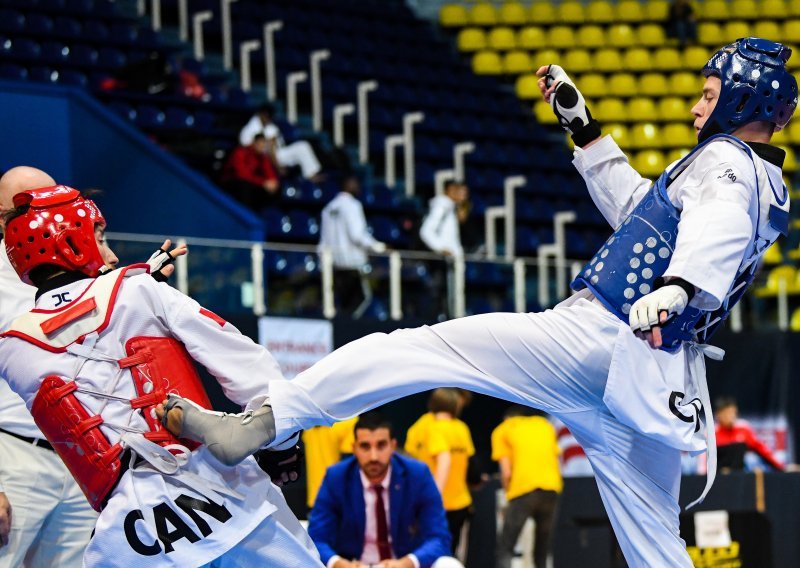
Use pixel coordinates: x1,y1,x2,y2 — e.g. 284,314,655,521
354,427,396,482
716,405,738,428
691,76,721,137
95,225,118,270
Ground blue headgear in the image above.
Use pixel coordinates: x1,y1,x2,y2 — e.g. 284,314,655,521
699,37,798,142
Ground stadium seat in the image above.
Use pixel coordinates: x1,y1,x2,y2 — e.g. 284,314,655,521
754,265,798,297
608,73,638,97
457,27,487,52
577,73,607,98
615,0,644,22
502,50,532,74
700,0,729,20
761,0,788,19
697,23,724,46
517,26,546,50
529,3,556,25
639,73,669,97
653,48,682,71
671,72,701,96
547,26,576,50
576,25,606,49
633,150,666,177
666,148,691,164
534,100,558,124
630,123,661,149
531,49,561,70
623,47,653,72
784,20,800,43
661,123,695,147
779,145,798,172
515,74,541,99
762,243,783,266
636,23,666,48
753,22,782,43
499,1,527,26
593,48,623,72
724,21,750,41
558,1,585,24
470,3,498,26
604,123,630,147
487,26,516,50
472,50,502,74
439,5,468,27
658,97,689,121
729,0,758,19
608,24,636,48
628,98,657,121
791,307,800,332
594,98,627,122
683,46,709,70
564,49,593,73
587,0,614,24
645,0,670,21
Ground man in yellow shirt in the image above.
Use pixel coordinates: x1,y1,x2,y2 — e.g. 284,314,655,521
492,406,562,568
302,417,357,508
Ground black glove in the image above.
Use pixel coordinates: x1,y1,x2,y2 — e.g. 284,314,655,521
543,64,601,147
254,443,303,487
146,245,176,282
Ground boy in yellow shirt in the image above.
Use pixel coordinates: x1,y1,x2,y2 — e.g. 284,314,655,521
302,417,356,508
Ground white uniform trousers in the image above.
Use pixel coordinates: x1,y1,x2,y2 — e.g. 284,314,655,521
269,298,693,567
0,432,97,568
276,141,321,179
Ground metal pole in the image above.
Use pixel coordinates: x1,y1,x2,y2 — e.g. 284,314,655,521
176,238,189,295
286,71,308,124
333,103,355,147
193,11,214,61
177,0,188,40
453,141,475,181
434,168,454,197
310,49,331,132
150,0,162,31
221,0,239,70
239,40,261,92
357,80,378,164
389,251,403,320
730,302,743,332
484,206,504,260
513,258,526,313
402,111,425,197
384,134,404,188
503,176,525,261
778,279,788,330
250,243,266,316
537,243,557,307
320,248,336,319
553,211,576,299
452,256,466,318
263,21,283,101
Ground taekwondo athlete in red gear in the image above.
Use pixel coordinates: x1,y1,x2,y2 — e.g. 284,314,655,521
160,38,796,567
0,186,322,567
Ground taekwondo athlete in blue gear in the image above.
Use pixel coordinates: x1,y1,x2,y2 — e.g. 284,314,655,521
160,38,797,568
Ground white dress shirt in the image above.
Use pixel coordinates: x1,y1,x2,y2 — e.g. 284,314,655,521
419,196,463,257
319,193,385,269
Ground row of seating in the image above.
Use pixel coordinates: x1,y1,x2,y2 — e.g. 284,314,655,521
519,73,702,101
441,0,798,28
458,21,800,52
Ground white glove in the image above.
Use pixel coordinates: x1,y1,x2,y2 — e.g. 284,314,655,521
628,285,689,333
146,246,176,282
370,241,387,254
543,65,600,146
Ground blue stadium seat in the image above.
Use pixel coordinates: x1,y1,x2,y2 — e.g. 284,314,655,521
135,105,166,128
108,101,136,122
58,69,88,86
69,44,98,66
0,10,25,33
98,47,126,68
164,106,193,129
27,14,55,34
29,66,55,82
0,63,27,80
54,17,82,38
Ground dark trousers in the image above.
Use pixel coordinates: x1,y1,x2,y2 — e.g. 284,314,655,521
446,506,472,555
333,268,369,317
496,489,559,568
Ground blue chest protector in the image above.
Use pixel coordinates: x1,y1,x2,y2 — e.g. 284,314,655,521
572,134,788,350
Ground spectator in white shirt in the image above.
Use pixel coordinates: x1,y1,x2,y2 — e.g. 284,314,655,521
318,176,386,318
239,103,323,182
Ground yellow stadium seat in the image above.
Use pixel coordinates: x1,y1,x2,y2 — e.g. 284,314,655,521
697,23,724,47
472,50,502,74
661,123,696,147
609,73,639,97
762,242,783,266
470,3,497,26
488,26,517,50
666,148,691,164
724,21,751,41
630,123,661,149
791,1,800,16
634,150,666,177
785,20,800,43
787,121,800,144
637,23,666,48
576,25,606,49
762,0,788,19
683,46,709,70
791,307,800,331
605,123,631,147
730,0,758,19
779,145,798,172
457,27,487,52
439,4,468,28
529,3,556,25
534,100,559,124
576,73,607,98
517,26,546,50
608,24,636,48
628,98,657,121
671,72,702,96
587,0,614,24
659,96,690,121
547,26,576,50
530,49,562,70
754,265,798,297
503,50,533,74
564,49,594,73
645,0,669,21
771,125,788,144
786,43,800,68
516,74,541,100
615,0,644,23
594,48,623,72
753,22,782,43
700,0,729,21
558,1,586,24
654,48,683,71
639,73,669,97
499,2,527,26
594,98,627,122
623,47,653,72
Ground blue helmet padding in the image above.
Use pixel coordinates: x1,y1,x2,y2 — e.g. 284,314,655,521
699,37,798,142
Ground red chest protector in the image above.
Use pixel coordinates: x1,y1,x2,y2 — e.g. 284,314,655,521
3,267,212,510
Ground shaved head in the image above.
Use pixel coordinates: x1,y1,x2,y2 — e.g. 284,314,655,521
0,166,56,212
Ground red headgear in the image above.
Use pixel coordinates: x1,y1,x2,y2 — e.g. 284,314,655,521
4,186,107,285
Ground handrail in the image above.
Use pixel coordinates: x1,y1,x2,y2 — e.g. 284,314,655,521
263,21,283,101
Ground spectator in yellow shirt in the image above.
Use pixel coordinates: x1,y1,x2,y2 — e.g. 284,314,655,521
492,405,562,568
302,417,357,508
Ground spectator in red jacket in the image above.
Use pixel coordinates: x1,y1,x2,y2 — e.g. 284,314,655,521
221,134,280,209
715,397,785,472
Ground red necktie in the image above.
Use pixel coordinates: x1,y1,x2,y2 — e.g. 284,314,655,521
372,484,392,560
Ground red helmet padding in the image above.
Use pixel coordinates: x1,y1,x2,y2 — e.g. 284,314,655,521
4,185,107,284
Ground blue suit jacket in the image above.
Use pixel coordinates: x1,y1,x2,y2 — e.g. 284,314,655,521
308,453,452,568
